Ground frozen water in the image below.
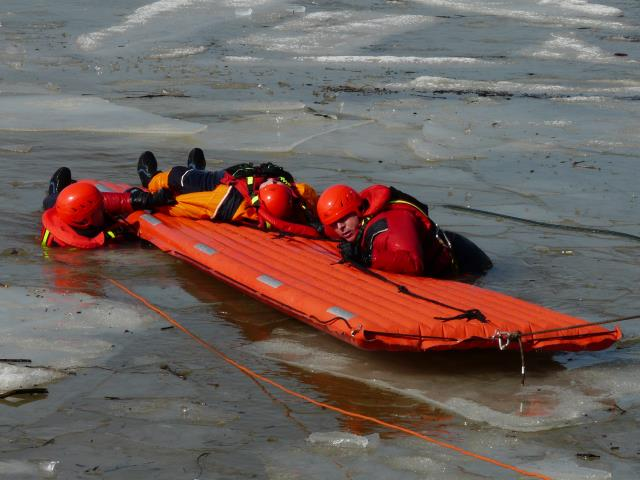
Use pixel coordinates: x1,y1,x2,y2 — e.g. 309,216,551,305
197,111,372,152
523,457,612,479
0,286,153,393
0,95,206,134
1,0,639,477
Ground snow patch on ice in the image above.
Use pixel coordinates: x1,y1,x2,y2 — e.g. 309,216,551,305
232,11,435,54
148,45,208,59
392,75,640,96
222,55,265,62
538,0,622,17
412,0,627,29
526,34,634,63
294,55,494,65
77,0,206,51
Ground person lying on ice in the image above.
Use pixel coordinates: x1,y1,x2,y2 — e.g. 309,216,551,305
40,167,175,249
316,184,493,277
137,148,322,237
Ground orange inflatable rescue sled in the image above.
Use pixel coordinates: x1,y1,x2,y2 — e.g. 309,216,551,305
93,181,621,353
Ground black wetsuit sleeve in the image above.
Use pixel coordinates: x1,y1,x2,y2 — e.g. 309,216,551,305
167,166,227,194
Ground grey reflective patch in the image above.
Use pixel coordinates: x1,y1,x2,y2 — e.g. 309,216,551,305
257,275,283,288
95,183,114,192
195,243,218,255
327,306,355,320
140,214,162,226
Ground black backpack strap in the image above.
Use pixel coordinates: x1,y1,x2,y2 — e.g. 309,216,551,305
388,186,429,216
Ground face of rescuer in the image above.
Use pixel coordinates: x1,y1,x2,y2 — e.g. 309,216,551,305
331,213,360,243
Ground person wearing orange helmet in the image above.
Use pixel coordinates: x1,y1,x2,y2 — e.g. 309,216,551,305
137,149,321,237
40,169,175,249
317,184,492,277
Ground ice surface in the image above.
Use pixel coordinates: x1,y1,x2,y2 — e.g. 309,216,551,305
197,111,371,152
522,457,612,479
246,336,640,432
121,97,306,118
0,286,153,393
2,0,640,476
385,455,465,478
0,95,206,134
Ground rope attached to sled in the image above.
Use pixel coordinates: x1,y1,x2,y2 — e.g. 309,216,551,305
107,277,552,480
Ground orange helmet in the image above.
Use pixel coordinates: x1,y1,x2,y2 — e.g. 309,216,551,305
55,182,105,229
258,183,294,219
317,185,362,225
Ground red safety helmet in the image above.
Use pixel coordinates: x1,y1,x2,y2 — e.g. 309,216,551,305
317,184,362,226
258,183,294,219
55,182,105,229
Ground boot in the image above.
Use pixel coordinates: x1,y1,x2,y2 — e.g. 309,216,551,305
187,148,206,170
48,167,74,196
137,151,160,188
43,167,74,209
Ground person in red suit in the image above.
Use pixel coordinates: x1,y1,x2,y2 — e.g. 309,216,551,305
317,184,492,277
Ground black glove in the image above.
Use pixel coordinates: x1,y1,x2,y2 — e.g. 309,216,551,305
225,163,255,178
309,221,325,236
338,241,360,263
129,188,176,210
255,162,295,184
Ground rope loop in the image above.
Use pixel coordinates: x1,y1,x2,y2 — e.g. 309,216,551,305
436,309,487,323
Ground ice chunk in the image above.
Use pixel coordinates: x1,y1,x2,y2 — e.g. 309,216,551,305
0,364,65,393
0,95,206,134
307,431,379,448
0,459,58,478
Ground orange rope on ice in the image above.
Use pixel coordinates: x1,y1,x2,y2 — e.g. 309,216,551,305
107,277,551,480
